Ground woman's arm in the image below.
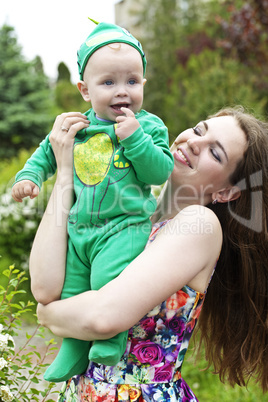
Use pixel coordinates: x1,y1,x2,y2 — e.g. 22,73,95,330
29,112,89,304
37,205,222,340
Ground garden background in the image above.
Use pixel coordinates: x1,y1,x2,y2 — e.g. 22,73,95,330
0,0,267,400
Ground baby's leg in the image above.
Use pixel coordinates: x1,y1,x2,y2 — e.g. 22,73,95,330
89,223,150,366
44,240,91,382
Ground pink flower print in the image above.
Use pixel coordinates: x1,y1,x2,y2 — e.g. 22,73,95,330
153,363,174,382
141,317,156,334
166,316,186,338
78,378,97,401
132,340,163,365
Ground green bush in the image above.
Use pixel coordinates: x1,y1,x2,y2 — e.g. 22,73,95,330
0,149,54,298
0,264,57,402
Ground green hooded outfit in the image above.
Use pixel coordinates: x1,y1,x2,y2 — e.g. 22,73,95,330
14,21,174,382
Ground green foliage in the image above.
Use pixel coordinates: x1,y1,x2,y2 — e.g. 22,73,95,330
182,343,267,401
0,25,53,159
0,150,53,294
216,0,268,114
0,190,42,278
0,264,57,401
140,0,223,123
0,149,33,188
54,81,89,114
53,60,89,114
57,62,71,83
138,0,268,144
163,50,266,142
140,0,181,122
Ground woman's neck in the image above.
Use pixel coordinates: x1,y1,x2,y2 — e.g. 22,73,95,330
151,180,208,224
151,181,189,224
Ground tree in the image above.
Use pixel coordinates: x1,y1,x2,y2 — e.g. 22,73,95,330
216,0,268,112
135,0,267,143
0,25,53,158
57,61,71,82
54,80,88,113
138,0,181,122
164,50,266,142
54,61,88,113
138,0,225,127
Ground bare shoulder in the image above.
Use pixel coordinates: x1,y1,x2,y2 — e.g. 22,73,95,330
153,205,222,261
167,205,222,240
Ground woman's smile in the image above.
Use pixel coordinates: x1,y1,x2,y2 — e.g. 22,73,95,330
174,147,192,168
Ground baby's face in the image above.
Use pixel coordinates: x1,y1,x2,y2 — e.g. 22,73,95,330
82,43,146,121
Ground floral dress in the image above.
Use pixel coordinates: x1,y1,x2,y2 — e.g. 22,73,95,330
58,221,212,402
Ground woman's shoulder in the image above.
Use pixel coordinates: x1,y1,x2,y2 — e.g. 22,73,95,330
162,205,222,266
154,205,222,256
169,204,222,236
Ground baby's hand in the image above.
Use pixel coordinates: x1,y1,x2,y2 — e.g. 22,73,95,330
12,180,40,202
115,107,140,140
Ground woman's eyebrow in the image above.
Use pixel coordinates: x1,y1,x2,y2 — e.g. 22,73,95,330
202,121,229,162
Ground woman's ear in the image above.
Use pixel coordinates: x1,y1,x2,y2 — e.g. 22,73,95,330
77,81,91,102
212,185,241,204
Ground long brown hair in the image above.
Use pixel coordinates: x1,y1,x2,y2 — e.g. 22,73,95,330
198,107,268,391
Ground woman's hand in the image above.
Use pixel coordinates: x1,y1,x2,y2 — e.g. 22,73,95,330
49,112,89,178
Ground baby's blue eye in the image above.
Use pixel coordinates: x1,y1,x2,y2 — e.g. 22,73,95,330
128,79,136,85
104,80,113,86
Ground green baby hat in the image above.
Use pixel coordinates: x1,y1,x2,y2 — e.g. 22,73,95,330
77,19,147,79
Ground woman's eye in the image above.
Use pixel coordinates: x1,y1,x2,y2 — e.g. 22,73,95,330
192,127,201,136
211,148,221,162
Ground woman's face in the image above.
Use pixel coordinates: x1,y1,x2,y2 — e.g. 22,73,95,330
170,115,248,202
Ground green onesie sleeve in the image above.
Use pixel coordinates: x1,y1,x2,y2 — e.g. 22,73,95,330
121,110,174,185
14,134,57,189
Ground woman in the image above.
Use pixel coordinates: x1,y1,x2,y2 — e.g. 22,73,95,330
31,107,268,401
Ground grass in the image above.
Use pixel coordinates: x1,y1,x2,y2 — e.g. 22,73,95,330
182,345,268,401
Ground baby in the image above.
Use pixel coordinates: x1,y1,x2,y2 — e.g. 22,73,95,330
12,21,174,382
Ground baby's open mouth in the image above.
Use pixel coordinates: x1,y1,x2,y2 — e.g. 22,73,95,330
111,103,130,111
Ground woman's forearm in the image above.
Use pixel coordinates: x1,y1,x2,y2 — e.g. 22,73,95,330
29,174,73,304
37,290,114,341
29,112,89,304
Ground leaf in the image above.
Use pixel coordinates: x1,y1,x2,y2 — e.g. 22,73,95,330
10,303,23,309
33,351,41,359
17,375,28,381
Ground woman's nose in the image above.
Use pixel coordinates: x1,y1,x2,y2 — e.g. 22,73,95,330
187,138,200,155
